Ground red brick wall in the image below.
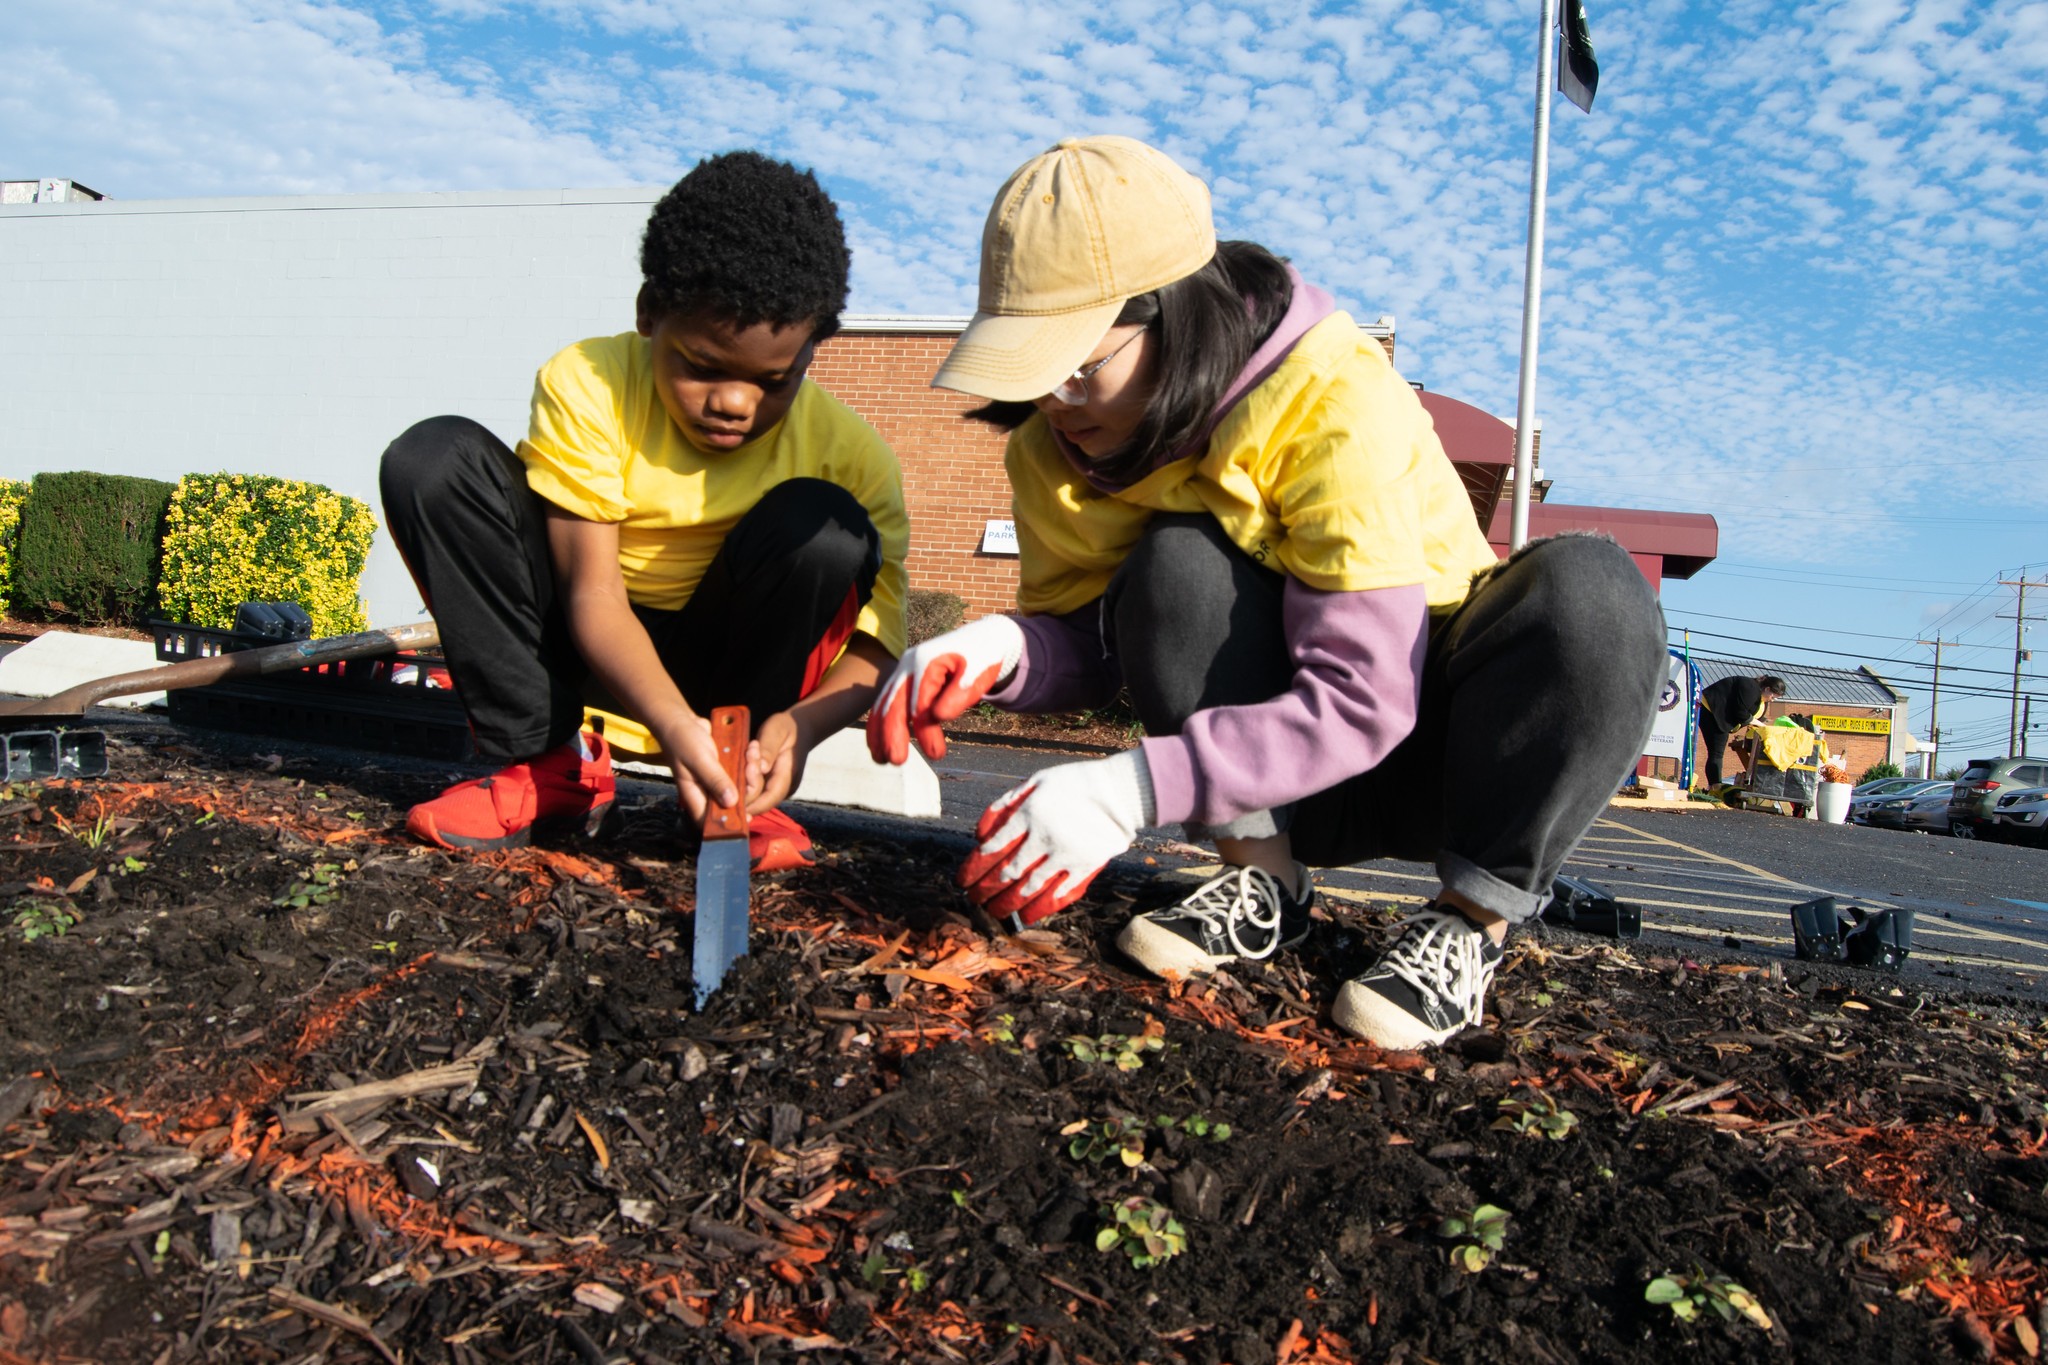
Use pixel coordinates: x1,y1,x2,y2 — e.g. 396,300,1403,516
810,333,1020,621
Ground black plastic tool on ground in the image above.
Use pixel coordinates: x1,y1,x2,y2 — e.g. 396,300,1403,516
1843,906,1914,971
1790,895,1846,962
1542,875,1643,939
692,706,752,1009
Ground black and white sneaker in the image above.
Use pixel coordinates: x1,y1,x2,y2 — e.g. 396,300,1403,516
1116,864,1314,977
1332,906,1504,1049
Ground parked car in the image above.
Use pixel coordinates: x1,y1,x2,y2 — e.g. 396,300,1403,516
1852,776,1928,799
1882,783,1957,834
1948,758,2048,839
1991,786,2048,848
1849,778,1948,824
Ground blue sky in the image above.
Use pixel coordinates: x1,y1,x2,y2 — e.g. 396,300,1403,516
7,0,2045,764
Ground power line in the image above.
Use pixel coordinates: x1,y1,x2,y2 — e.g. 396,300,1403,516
1668,627,2034,681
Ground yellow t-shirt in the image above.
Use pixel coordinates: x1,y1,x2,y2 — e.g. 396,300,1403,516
517,333,910,657
1007,313,1498,616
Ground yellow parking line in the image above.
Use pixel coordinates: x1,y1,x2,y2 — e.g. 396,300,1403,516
1590,817,1815,890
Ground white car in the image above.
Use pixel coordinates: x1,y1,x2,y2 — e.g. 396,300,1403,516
1991,786,2048,848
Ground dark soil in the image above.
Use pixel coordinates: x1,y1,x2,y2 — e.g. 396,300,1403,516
5,729,2048,1364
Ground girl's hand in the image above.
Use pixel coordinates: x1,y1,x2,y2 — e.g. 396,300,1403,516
958,750,1155,928
868,615,1027,764
656,710,740,827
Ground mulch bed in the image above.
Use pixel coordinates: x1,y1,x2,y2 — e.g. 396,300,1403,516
5,731,2048,1364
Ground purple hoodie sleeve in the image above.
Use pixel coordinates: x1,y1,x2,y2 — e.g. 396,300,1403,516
986,603,1123,714
1141,581,1429,827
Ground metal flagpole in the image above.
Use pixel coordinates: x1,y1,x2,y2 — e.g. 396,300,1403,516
1509,0,1560,551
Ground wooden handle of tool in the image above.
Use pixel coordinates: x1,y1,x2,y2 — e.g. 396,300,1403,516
702,706,750,839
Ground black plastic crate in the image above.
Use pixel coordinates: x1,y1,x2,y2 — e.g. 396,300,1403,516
150,620,475,761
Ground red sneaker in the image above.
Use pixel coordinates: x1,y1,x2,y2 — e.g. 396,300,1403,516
407,733,616,851
749,806,815,872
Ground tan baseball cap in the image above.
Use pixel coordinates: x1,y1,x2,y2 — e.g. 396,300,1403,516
932,136,1217,401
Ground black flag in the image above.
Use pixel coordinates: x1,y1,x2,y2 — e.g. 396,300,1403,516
1559,0,1599,112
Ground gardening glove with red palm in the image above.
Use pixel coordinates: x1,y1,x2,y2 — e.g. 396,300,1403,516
867,614,1027,764
959,749,1156,930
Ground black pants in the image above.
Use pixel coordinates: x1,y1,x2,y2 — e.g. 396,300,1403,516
1103,516,1667,924
379,416,882,761
1699,712,1737,786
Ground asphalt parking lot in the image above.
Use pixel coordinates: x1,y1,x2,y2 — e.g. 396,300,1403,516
922,739,2048,1001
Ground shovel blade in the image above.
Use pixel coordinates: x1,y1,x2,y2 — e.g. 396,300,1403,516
692,839,751,1009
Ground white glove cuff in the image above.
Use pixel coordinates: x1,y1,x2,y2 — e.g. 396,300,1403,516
1096,747,1158,830
976,613,1028,679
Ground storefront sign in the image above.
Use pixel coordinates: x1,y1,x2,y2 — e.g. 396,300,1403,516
1811,713,1890,734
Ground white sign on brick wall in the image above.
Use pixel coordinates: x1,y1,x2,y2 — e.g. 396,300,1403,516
979,520,1018,555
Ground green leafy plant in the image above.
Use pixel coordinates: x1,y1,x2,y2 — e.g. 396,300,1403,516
12,900,77,943
1438,1203,1510,1272
1494,1090,1579,1140
1064,1026,1165,1072
1645,1268,1772,1330
1063,1117,1148,1169
274,862,345,910
0,478,27,617
70,812,115,850
11,471,176,625
978,1013,1019,1047
1858,761,1903,784
156,472,375,636
1096,1197,1186,1268
1157,1113,1232,1142
121,855,147,874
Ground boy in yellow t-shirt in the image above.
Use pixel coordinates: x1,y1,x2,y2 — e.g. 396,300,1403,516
379,151,910,871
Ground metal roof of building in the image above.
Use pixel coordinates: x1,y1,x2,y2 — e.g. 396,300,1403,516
1689,654,1904,708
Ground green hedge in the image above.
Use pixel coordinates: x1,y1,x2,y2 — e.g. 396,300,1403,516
0,480,26,618
156,473,376,636
906,588,968,647
12,472,177,626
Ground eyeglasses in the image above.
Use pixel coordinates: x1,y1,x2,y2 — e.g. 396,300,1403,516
1050,328,1144,406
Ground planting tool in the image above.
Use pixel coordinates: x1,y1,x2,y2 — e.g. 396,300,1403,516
692,705,752,1009
0,622,442,728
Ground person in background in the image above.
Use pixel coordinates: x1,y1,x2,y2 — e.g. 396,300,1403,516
381,152,910,871
868,136,1666,1051
1697,673,1787,789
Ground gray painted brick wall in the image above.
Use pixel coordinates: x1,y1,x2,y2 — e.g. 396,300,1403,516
0,188,663,625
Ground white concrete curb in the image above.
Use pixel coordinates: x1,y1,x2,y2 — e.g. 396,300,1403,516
0,632,166,709
615,725,941,819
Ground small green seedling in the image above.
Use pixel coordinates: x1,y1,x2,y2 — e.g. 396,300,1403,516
1096,1197,1186,1268
74,813,116,850
12,900,77,943
372,940,399,954
274,862,345,910
1645,1268,1772,1330
1063,1116,1148,1168
121,855,147,874
1156,1114,1232,1142
1438,1203,1510,1272
1494,1090,1578,1140
1064,1028,1166,1071
978,1013,1019,1047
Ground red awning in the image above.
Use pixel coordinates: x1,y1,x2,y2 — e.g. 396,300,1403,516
1485,502,1720,579
1417,390,1514,523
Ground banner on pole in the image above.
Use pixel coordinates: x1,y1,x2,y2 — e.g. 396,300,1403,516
1644,648,1699,764
1559,0,1599,112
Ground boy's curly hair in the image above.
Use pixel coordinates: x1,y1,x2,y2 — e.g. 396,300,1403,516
640,151,851,341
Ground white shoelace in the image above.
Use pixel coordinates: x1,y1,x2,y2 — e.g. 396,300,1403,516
1157,866,1285,960
1378,909,1493,1020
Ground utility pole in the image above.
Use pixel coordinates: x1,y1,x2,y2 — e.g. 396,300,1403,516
1917,635,1944,777
1999,577,2048,756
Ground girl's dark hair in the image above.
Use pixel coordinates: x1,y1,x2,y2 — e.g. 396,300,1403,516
969,240,1294,483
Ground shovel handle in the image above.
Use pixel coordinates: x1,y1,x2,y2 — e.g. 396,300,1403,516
702,706,750,840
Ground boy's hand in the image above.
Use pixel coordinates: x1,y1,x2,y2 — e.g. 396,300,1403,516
744,711,809,816
958,750,1154,928
868,615,1027,764
656,709,742,826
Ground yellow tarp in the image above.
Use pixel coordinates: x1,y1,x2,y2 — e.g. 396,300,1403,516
1745,720,1819,770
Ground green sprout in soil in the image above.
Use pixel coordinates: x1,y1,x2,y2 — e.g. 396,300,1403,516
121,855,146,874
978,1013,1020,1048
1096,1197,1186,1269
1438,1203,1510,1273
1156,1113,1232,1142
1064,1025,1165,1071
1494,1089,1579,1140
1063,1116,1148,1169
12,900,77,943
69,812,115,850
1645,1267,1773,1331
275,862,345,910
